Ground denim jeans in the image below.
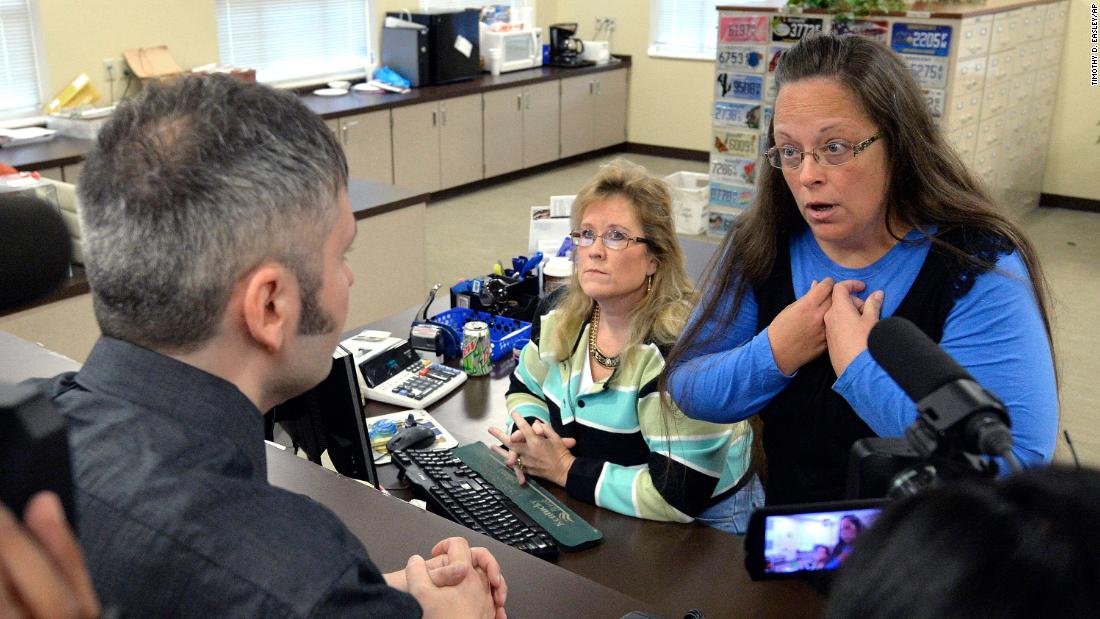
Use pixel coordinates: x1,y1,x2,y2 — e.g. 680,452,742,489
694,474,765,535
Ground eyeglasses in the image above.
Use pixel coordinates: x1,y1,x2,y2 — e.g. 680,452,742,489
764,134,881,170
570,228,650,251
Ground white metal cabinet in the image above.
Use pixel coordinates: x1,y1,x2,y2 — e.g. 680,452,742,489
329,111,393,185
483,87,526,177
593,69,628,150
560,75,596,158
440,94,484,189
483,81,561,177
392,94,483,193
560,68,628,158
392,101,442,194
523,80,561,168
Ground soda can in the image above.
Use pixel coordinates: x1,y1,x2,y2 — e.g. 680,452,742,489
461,321,492,376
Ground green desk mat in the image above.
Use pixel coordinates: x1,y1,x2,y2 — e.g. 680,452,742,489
454,442,602,551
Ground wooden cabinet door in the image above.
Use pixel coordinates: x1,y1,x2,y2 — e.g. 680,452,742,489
593,69,628,150
392,101,442,193
559,75,594,158
439,94,484,190
523,80,560,168
483,87,525,178
340,110,393,185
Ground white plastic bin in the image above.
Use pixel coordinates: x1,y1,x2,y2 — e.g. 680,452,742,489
664,171,710,235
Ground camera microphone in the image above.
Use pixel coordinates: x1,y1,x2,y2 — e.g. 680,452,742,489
867,317,1019,472
0,193,73,313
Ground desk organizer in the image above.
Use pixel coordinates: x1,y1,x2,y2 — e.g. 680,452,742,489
430,308,532,362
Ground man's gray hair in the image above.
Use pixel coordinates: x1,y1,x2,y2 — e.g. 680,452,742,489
78,75,348,352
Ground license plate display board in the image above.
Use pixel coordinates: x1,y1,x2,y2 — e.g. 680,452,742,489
719,15,769,43
891,23,952,57
716,45,766,73
715,72,764,101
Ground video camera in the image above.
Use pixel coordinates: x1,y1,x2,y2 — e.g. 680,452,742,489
744,317,1019,581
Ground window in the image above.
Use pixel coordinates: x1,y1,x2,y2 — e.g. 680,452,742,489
0,0,44,119
216,0,373,87
649,0,718,60
418,1,517,10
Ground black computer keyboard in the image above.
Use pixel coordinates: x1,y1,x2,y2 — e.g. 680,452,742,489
392,448,560,561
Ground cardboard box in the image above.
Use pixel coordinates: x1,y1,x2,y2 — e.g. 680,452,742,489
124,46,183,82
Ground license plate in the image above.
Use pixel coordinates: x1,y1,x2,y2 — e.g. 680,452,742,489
771,16,825,43
832,19,889,43
714,101,763,129
719,15,769,43
763,105,774,131
892,23,953,57
716,44,767,73
709,182,755,209
764,76,778,102
767,46,787,73
712,130,760,158
904,55,949,89
716,72,764,101
710,155,758,186
923,88,945,117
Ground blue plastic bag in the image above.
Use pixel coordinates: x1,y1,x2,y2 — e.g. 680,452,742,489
373,66,411,89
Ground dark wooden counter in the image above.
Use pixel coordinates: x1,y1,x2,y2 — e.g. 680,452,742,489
302,57,630,120
0,58,631,173
0,136,93,172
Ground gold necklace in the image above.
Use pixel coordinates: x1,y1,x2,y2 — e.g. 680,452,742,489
589,305,620,369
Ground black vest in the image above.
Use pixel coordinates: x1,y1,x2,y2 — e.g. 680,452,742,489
753,227,1012,505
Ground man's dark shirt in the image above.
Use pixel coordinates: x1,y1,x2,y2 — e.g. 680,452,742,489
35,337,421,618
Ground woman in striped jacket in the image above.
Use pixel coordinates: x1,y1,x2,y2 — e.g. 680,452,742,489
489,159,761,530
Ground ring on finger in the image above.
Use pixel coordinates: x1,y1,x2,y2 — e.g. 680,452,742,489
514,456,524,470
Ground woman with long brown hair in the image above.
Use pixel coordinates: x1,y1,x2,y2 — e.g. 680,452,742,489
666,34,1058,506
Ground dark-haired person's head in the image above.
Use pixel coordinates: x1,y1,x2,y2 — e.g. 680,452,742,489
77,74,354,405
825,466,1100,619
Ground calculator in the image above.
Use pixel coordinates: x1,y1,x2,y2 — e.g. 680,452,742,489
358,340,467,408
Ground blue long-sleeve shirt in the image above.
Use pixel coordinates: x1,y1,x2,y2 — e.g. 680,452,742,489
668,227,1058,468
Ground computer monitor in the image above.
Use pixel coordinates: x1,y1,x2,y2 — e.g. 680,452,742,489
269,348,379,487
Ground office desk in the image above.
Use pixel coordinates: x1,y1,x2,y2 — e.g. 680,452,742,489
351,238,825,619
266,442,656,618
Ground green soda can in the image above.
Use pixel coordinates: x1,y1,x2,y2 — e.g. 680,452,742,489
461,321,492,376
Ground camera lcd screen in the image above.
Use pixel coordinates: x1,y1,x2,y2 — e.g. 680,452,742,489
762,507,882,574
744,499,888,581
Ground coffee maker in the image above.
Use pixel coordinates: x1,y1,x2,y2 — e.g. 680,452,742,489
547,23,595,68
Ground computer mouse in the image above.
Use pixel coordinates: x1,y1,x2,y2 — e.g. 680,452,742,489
387,425,436,452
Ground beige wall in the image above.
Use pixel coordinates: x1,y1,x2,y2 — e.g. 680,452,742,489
37,0,218,100
1042,0,1100,201
33,0,1100,202
555,0,714,152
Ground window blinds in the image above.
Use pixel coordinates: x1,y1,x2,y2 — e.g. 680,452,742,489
216,0,372,86
0,0,42,118
418,1,513,10
649,0,718,59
